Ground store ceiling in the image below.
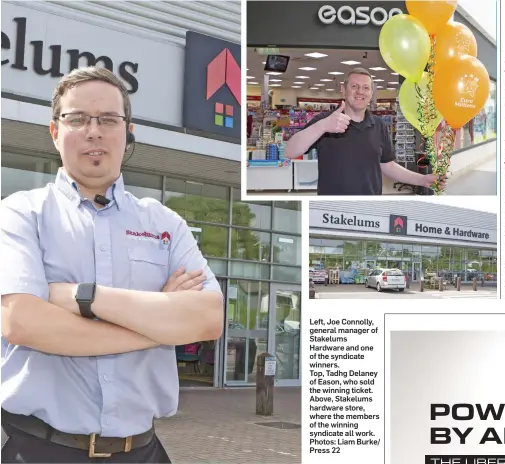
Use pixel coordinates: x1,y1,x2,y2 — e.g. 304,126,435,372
246,47,400,92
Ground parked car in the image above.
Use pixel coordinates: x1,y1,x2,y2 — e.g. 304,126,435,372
365,268,406,292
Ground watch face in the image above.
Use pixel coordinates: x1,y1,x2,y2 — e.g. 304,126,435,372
76,283,95,302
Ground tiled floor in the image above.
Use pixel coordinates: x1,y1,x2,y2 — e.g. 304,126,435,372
155,387,301,463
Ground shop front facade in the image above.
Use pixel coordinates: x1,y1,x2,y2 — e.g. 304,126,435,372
1,1,302,388
309,201,497,284
246,1,497,192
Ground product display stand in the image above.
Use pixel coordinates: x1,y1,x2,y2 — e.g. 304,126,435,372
393,97,416,193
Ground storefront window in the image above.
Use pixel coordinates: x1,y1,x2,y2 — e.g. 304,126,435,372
164,179,229,224
272,233,301,266
377,242,388,258
185,182,229,224
322,253,343,269
232,188,271,229
164,177,187,217
273,201,301,234
466,248,481,279
1,153,60,199
366,241,379,257
229,262,270,280
448,80,497,150
187,222,228,258
309,246,323,269
231,229,270,261
272,265,301,283
438,246,452,277
206,258,227,276
123,170,162,201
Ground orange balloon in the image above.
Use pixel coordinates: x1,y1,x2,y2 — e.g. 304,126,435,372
406,0,458,35
434,21,477,74
433,55,490,129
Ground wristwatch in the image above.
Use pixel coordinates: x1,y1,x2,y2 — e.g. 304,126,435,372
75,283,97,318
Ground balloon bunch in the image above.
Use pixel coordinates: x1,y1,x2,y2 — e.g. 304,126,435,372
379,0,490,194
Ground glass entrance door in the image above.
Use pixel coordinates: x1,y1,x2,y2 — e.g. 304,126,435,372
365,260,376,276
269,283,301,387
225,280,269,386
412,262,422,282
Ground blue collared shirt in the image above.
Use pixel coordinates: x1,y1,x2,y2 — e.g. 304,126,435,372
1,168,221,437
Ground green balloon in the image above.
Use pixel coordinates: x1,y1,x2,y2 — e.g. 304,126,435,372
379,14,430,83
399,72,443,137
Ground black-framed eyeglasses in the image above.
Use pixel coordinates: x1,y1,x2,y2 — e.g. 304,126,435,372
58,112,127,129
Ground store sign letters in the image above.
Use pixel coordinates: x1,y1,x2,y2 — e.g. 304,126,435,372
1,17,139,93
310,209,389,233
409,221,495,243
323,213,380,228
318,5,403,26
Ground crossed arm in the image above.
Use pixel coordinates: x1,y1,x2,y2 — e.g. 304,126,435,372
2,270,223,357
1,203,224,357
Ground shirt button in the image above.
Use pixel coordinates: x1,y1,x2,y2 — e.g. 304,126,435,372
100,246,106,252
103,374,108,381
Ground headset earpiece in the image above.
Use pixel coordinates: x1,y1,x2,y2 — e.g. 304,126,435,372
126,131,135,145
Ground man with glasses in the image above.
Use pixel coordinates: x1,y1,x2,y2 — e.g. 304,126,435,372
1,66,223,462
284,68,446,195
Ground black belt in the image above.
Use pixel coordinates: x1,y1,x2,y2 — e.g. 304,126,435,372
1,409,155,458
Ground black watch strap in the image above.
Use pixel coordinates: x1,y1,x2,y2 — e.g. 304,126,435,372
75,283,97,318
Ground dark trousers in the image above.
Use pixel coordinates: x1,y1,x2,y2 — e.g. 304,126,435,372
1,424,171,463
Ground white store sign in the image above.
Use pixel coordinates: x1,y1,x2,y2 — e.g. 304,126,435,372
407,220,496,244
318,5,403,26
309,209,389,233
1,3,184,127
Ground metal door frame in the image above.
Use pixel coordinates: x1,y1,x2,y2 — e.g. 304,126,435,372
223,280,267,387
268,283,301,387
412,262,422,282
214,278,228,388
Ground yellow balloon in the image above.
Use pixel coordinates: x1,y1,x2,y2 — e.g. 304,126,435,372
399,72,443,137
379,14,430,82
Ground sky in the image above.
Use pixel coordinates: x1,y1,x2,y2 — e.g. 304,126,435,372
419,196,498,214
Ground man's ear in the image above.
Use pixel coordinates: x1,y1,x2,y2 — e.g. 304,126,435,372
49,120,59,151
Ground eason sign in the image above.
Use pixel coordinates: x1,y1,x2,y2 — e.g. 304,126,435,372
309,209,389,233
407,220,496,244
318,5,403,26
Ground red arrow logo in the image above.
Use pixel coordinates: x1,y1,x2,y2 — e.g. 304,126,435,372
207,48,241,105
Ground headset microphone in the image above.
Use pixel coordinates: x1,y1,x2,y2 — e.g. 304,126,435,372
94,194,111,206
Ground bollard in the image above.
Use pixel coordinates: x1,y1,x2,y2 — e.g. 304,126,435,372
439,279,443,292
420,280,424,292
472,277,477,291
406,276,410,289
481,277,485,287
456,277,461,291
256,353,275,416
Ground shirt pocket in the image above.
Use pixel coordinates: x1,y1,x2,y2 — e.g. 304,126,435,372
128,247,168,292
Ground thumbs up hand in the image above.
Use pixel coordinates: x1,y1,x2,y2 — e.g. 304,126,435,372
320,102,351,134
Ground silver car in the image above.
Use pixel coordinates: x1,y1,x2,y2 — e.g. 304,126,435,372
365,268,406,292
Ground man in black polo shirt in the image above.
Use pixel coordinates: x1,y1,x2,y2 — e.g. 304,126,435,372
284,68,445,195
